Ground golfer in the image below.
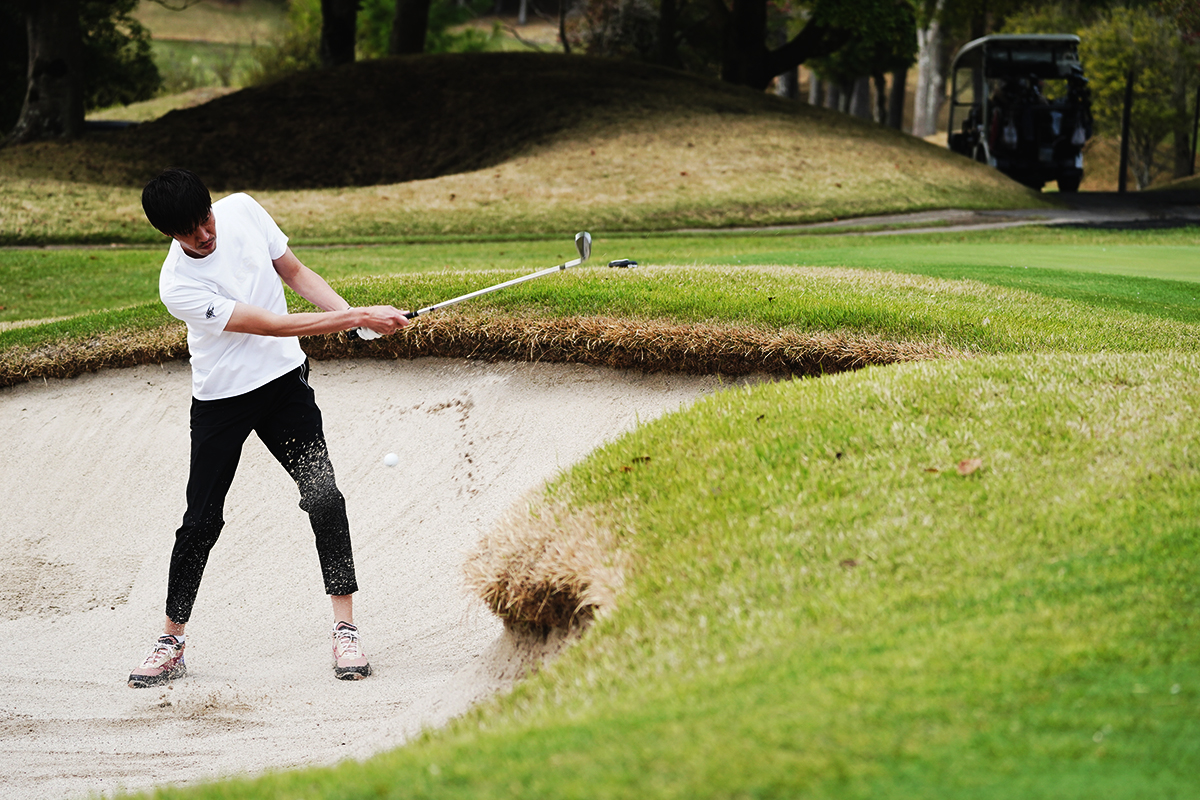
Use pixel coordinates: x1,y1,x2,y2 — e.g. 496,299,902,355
129,168,409,687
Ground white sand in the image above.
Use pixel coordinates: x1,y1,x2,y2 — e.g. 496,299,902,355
0,357,739,799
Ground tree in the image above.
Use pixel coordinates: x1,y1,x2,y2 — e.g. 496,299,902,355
714,0,856,90
806,0,916,121
81,0,160,110
321,0,361,65
7,0,85,144
1160,0,1200,176
0,1,28,136
5,0,161,144
390,0,431,53
384,0,496,55
911,0,948,136
1080,6,1195,188
1161,0,1200,40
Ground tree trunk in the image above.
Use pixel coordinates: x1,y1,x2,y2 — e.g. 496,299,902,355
559,0,571,54
8,0,84,145
721,0,768,86
1192,84,1200,177
773,26,798,99
1172,67,1192,178
912,0,947,137
320,0,359,66
391,0,431,55
519,0,528,26
825,81,841,110
888,68,906,129
809,73,823,105
656,0,680,67
776,67,800,99
872,72,887,124
850,76,872,119
1118,67,1133,193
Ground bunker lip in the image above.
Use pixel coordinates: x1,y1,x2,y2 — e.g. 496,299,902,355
0,313,960,391
0,357,754,800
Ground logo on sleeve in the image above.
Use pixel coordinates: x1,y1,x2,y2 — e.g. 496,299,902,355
205,304,216,319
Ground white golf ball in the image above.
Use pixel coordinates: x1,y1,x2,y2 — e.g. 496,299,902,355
383,452,399,467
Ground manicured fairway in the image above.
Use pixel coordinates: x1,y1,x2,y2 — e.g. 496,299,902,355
711,238,1200,283
4,226,1197,327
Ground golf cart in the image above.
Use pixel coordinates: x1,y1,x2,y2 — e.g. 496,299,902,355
947,34,1093,192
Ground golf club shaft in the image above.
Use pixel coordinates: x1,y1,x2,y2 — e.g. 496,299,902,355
402,257,584,319
356,232,591,339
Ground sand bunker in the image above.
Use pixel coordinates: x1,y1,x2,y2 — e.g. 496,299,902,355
0,357,741,799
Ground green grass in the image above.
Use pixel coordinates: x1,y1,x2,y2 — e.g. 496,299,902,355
151,40,266,93
5,226,1198,330
132,0,286,46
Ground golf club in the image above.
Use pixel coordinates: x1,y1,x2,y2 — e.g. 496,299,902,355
356,232,599,340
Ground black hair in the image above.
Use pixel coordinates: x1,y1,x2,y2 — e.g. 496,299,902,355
141,168,213,236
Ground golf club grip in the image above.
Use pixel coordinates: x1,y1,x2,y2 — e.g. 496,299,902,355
357,308,418,338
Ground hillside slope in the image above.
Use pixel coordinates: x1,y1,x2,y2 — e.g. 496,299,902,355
0,52,1045,241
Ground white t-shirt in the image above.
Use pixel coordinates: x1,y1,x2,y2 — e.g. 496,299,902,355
159,193,307,400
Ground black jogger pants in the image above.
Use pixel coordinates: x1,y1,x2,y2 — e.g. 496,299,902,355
165,360,358,624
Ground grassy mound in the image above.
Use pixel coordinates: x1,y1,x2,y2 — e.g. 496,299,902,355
2,52,835,190
0,53,1045,243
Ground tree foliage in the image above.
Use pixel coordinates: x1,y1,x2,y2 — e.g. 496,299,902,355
806,0,916,91
572,0,662,63
80,0,160,110
571,0,918,89
251,0,496,73
1161,0,1200,40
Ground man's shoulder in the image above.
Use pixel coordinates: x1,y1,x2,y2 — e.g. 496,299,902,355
214,192,259,213
214,192,277,232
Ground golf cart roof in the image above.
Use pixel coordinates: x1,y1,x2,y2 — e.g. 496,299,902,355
952,34,1082,79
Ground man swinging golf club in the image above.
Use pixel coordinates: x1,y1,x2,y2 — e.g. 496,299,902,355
129,167,411,687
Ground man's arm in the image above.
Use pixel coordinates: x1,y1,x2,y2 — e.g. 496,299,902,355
271,246,351,312
224,247,409,337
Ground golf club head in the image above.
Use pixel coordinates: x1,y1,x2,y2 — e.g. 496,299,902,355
575,231,592,262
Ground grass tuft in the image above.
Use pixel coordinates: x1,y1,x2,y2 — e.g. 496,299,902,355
464,496,626,631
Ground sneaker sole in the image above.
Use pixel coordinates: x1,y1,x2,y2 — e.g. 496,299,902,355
334,664,371,680
128,664,187,688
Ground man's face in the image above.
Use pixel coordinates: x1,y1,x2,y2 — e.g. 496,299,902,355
172,209,217,258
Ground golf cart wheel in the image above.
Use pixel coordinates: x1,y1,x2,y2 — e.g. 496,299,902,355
1057,175,1081,193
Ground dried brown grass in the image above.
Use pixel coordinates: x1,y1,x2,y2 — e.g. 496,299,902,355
0,324,188,388
463,495,627,632
304,313,962,374
0,313,959,390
